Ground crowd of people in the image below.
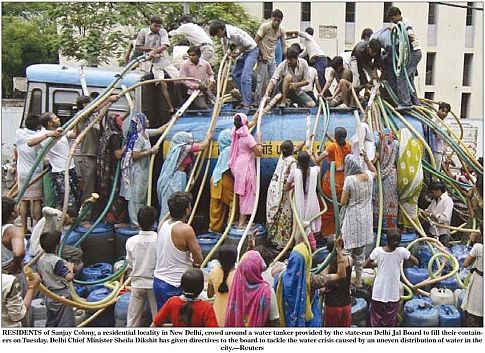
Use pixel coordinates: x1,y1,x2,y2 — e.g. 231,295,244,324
2,6,483,329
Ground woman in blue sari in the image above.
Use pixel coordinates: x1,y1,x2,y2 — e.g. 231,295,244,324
275,236,349,327
275,240,320,327
157,131,213,220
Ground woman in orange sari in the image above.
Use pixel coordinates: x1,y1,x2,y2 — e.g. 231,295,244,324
314,127,351,238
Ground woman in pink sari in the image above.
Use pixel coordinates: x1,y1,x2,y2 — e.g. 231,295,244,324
224,250,279,327
229,113,263,228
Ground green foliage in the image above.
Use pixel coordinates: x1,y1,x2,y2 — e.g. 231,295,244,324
49,2,129,66
1,2,259,96
1,3,59,97
189,3,260,35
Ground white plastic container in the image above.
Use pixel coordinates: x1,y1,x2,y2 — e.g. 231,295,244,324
430,287,454,306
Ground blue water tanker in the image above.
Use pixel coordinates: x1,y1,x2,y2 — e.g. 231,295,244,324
162,108,426,225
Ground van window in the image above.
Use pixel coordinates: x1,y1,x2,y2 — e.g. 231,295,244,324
29,89,42,115
53,90,80,125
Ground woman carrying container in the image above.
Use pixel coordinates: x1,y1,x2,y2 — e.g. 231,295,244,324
314,127,352,238
120,113,168,227
228,113,262,229
209,129,234,233
157,130,213,221
340,152,376,288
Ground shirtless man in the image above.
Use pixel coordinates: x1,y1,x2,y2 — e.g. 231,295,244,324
153,191,203,309
320,56,354,107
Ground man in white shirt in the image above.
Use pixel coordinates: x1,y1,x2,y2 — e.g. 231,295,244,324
301,65,320,103
169,15,215,64
420,182,454,247
136,15,178,112
287,27,328,96
126,206,158,327
254,9,286,104
209,21,259,108
264,47,315,108
28,112,80,211
388,6,422,108
15,113,43,234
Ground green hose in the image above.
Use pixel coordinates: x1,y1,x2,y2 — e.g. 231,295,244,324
16,55,146,204
390,22,414,94
57,198,97,256
73,257,128,286
73,161,121,248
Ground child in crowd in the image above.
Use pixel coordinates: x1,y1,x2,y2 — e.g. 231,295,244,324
37,230,76,327
364,228,418,327
151,269,218,327
126,206,159,327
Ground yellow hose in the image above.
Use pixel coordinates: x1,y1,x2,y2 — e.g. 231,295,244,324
400,237,456,296
381,99,436,168
24,266,126,311
115,77,202,98
351,84,365,116
201,194,238,268
420,98,464,141
415,105,482,172
76,277,132,327
309,97,323,155
188,58,232,224
60,105,110,225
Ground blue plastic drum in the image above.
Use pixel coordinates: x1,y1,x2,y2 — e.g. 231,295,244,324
197,233,220,259
86,288,114,327
81,263,113,281
75,224,116,266
351,297,368,327
225,223,267,249
403,299,439,327
438,304,461,327
404,267,429,286
114,292,152,327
